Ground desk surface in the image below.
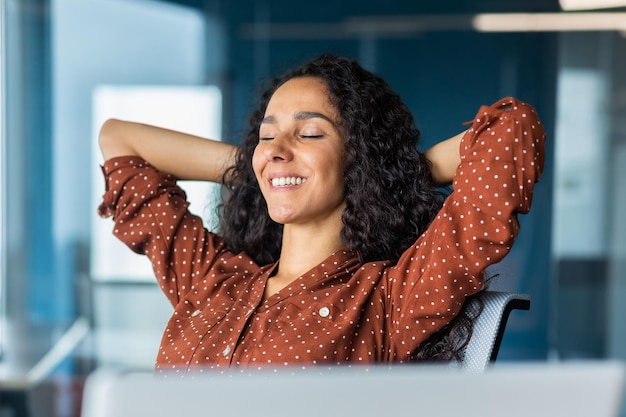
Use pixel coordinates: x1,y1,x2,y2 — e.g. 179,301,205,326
81,362,626,417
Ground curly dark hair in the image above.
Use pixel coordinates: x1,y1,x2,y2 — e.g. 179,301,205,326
219,54,443,265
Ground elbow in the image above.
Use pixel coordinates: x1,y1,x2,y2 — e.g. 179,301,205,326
99,118,133,161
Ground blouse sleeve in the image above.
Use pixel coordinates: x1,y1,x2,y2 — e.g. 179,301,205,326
384,97,546,353
97,156,230,307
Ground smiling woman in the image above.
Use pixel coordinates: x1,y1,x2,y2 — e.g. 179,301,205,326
97,54,545,371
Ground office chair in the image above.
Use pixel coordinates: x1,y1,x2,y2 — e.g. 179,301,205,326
461,291,531,372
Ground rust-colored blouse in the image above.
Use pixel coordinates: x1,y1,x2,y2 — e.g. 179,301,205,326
98,97,545,372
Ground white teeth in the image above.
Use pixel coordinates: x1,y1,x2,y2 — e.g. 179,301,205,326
271,177,306,187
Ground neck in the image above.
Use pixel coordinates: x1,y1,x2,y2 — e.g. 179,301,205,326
262,205,347,302
276,223,345,279
262,218,345,301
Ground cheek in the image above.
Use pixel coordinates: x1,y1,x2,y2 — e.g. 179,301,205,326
326,160,346,201
330,154,347,190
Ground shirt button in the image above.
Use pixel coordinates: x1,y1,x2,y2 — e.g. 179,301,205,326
319,307,330,318
191,309,201,317
222,346,231,356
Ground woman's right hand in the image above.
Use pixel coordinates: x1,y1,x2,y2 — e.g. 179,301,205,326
98,119,237,183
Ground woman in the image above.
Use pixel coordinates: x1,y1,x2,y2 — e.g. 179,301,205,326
98,54,545,371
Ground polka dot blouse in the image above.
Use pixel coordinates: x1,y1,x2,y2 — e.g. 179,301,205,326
98,97,545,372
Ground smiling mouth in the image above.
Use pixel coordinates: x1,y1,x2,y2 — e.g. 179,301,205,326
271,176,307,187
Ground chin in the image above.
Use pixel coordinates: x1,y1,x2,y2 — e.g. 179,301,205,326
267,210,294,225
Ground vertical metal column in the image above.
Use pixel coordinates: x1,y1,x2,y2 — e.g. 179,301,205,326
0,0,6,359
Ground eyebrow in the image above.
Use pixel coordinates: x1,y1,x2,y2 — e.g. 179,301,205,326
261,111,337,127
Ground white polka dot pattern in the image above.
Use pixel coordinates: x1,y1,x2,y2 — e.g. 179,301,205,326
97,97,545,372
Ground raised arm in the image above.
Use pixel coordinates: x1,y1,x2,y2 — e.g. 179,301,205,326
388,97,546,353
99,118,237,183
423,130,465,185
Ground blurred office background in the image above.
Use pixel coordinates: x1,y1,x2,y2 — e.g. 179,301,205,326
1,0,625,415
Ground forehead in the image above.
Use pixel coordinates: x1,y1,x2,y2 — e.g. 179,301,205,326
265,77,337,116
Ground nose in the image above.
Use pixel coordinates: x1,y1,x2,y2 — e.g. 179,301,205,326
263,133,293,162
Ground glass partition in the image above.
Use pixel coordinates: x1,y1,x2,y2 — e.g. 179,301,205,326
553,30,626,360
0,0,6,361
